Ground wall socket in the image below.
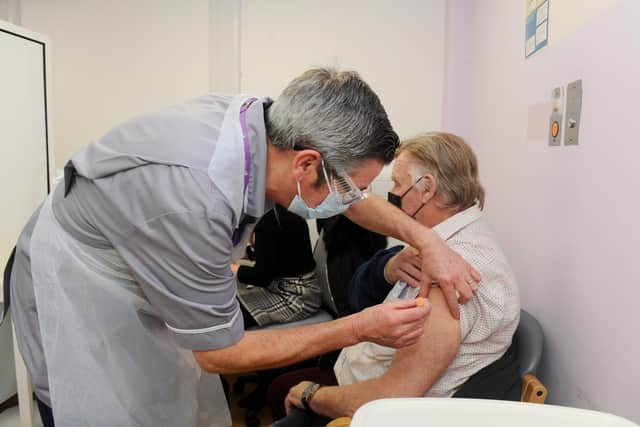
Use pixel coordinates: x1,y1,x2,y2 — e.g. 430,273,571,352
564,79,583,145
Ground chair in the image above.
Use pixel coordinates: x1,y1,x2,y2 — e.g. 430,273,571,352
0,305,18,414
510,309,548,403
235,233,337,427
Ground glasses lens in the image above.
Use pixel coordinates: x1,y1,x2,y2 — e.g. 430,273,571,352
329,173,365,205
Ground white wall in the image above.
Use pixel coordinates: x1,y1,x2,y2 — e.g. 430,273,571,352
209,0,241,94
0,0,20,24
239,0,445,203
19,0,211,170
239,0,445,140
444,0,640,421
16,0,446,185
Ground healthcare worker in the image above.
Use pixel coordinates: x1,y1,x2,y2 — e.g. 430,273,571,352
4,68,479,426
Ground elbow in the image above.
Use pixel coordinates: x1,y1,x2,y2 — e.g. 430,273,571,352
193,349,252,375
387,384,428,399
193,350,224,374
343,406,358,418
377,376,429,399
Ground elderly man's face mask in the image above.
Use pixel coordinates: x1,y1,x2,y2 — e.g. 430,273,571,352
387,176,426,218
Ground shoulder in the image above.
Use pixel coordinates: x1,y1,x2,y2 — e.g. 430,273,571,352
449,219,520,337
447,218,504,270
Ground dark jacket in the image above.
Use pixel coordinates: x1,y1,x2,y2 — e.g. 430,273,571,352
316,216,387,317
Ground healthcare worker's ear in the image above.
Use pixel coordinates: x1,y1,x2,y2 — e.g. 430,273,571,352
290,149,323,183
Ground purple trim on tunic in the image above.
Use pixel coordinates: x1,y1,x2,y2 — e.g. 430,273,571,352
239,97,258,194
232,97,258,246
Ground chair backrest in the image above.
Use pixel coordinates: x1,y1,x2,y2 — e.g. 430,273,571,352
515,309,544,376
0,305,17,403
312,232,339,317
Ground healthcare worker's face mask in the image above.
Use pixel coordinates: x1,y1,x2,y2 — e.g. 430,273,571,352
387,176,426,218
288,160,366,219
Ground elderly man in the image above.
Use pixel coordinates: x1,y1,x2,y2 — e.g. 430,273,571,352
281,132,520,422
5,70,477,426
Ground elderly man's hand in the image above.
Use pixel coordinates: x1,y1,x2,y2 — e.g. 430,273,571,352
416,230,480,319
384,247,422,288
352,299,431,348
284,381,312,415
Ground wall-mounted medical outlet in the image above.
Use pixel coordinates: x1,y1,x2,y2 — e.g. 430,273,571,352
549,86,564,146
564,79,582,145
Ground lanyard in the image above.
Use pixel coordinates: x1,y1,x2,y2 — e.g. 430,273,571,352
239,97,258,195
233,97,258,246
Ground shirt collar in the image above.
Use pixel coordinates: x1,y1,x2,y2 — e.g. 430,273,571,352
243,97,273,219
432,204,483,241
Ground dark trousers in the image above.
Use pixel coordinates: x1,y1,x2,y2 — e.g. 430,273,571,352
240,302,258,328
35,395,55,427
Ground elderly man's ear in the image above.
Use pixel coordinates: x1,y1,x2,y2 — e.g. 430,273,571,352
420,174,437,203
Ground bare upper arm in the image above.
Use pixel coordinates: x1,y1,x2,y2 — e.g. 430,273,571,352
381,288,461,396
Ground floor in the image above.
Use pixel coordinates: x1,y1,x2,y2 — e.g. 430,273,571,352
0,376,270,427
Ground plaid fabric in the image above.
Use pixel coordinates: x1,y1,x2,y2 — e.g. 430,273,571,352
237,272,321,326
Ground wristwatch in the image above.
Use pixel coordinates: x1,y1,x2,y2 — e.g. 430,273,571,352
300,382,322,412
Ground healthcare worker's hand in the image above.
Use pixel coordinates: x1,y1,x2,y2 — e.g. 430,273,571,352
416,230,480,319
384,247,422,288
352,299,431,348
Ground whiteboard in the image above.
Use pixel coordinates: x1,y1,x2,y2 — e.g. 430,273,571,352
0,20,51,298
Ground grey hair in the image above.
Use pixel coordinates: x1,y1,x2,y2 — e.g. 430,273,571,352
397,132,486,211
266,68,399,177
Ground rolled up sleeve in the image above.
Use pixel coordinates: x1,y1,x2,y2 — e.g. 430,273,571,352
116,206,244,351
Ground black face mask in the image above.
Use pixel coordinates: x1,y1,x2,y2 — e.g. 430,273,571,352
387,191,403,208
387,177,426,218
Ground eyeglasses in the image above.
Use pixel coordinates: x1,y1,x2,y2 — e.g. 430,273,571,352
293,145,369,206
321,160,368,206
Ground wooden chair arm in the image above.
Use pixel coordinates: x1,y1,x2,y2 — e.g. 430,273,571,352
326,417,353,427
521,373,548,403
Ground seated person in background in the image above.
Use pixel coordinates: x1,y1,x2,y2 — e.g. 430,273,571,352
231,204,320,328
316,216,387,317
313,216,387,371
273,132,520,422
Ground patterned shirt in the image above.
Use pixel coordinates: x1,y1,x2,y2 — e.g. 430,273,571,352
334,205,521,397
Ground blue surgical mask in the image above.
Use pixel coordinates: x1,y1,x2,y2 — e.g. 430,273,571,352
288,181,350,219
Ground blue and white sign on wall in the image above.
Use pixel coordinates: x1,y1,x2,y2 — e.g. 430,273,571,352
525,0,549,58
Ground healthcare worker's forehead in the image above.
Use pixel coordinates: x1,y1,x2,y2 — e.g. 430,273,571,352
350,158,385,189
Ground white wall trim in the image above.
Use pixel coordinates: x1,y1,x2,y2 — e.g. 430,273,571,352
209,0,242,94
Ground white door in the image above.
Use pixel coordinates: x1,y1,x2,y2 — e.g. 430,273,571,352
0,21,51,427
